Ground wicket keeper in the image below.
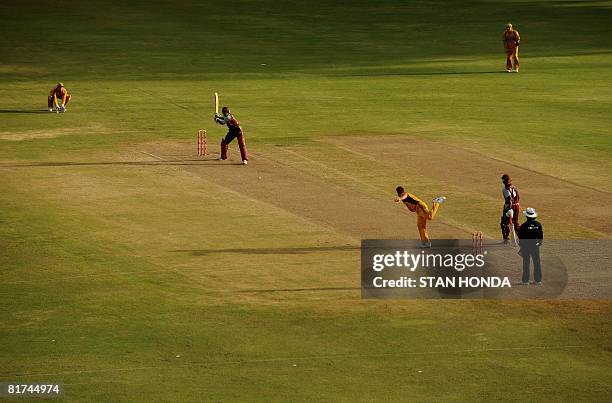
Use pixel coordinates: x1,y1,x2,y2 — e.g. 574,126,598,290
47,82,71,112
215,106,248,165
395,186,446,248
500,174,520,244
502,23,520,72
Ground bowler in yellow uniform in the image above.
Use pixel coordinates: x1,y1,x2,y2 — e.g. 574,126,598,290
395,186,446,248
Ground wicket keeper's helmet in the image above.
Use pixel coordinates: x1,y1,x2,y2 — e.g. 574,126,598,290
57,82,64,87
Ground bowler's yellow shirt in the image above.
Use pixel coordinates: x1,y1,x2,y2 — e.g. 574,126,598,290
400,192,426,212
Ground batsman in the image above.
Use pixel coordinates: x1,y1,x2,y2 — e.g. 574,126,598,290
215,106,248,165
500,174,520,244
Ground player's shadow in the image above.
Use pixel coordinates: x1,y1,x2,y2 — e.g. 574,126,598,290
0,109,50,114
2,160,227,168
171,245,360,255
339,70,505,77
236,286,360,293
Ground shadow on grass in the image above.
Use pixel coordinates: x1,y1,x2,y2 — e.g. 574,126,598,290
171,245,360,255
1,160,240,167
335,70,507,77
236,286,360,293
0,109,50,114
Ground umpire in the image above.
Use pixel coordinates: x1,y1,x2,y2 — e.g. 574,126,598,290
517,207,544,285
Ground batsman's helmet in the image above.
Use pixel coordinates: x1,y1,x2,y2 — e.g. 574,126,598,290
221,106,230,115
501,174,512,183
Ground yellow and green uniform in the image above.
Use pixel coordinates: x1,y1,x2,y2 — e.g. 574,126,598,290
47,85,71,109
399,192,440,242
502,28,520,71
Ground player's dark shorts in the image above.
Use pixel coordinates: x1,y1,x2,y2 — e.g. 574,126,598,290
224,129,243,143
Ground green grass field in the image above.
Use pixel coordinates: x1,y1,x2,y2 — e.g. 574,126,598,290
1,0,611,401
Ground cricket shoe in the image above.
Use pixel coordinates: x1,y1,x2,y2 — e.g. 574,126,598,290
242,160,248,165
506,69,512,73
432,196,446,204
59,105,66,113
48,108,54,112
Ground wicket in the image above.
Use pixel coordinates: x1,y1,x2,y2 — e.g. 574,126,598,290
197,129,207,156
472,231,484,253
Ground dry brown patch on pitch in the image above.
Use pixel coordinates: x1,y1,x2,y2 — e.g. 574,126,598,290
144,140,464,240
143,134,611,239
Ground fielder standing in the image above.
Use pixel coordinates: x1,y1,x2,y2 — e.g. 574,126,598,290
502,23,521,72
215,106,248,165
395,186,446,248
501,174,520,244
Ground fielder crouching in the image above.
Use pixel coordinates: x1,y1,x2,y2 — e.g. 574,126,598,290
215,106,248,165
48,82,71,112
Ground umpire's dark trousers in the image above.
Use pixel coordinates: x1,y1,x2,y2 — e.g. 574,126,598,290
521,246,542,283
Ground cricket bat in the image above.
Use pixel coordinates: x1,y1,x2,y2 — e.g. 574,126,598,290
214,92,219,115
510,223,519,246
